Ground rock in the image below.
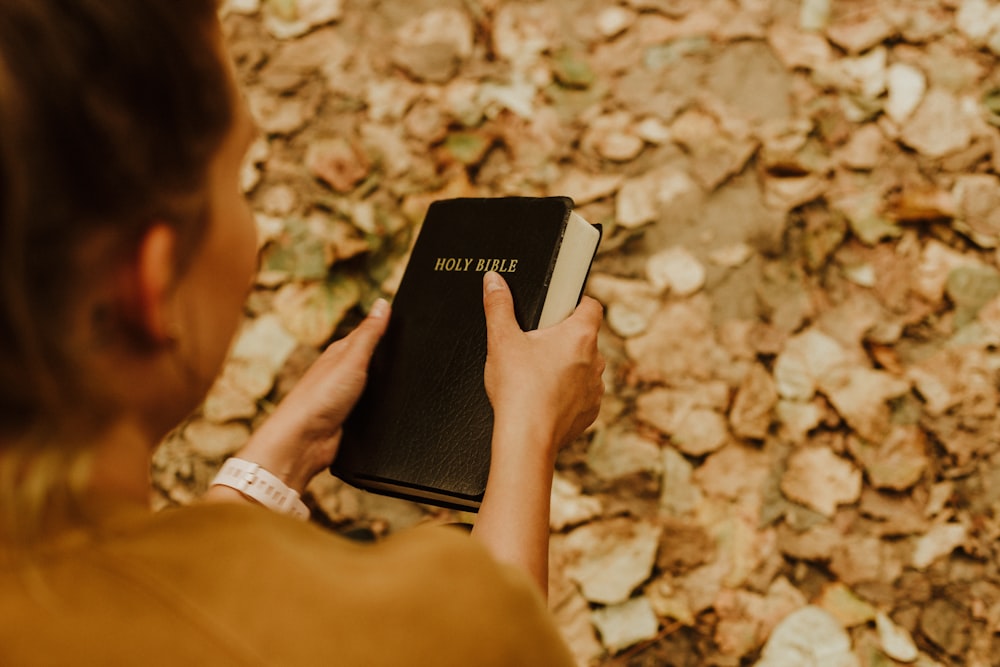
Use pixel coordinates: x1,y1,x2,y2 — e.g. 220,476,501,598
202,363,258,424
709,242,754,267
263,0,344,40
767,23,833,70
876,612,919,663
835,46,888,102
550,474,603,531
225,0,261,14
564,518,662,605
920,598,971,657
595,6,637,38
392,9,474,84
764,175,827,212
670,408,729,456
256,184,299,217
777,522,842,561
671,109,757,190
825,6,893,54
492,3,562,65
359,122,414,179
956,0,1000,45
241,138,270,193
549,581,604,667
442,131,493,166
703,40,793,124
914,240,980,303
953,174,1000,248
815,583,877,627
837,123,883,170
860,488,929,537
799,0,831,31
636,383,729,436
591,597,660,654
911,522,967,570
551,48,596,89
781,446,862,517
694,443,771,500
829,186,900,246
714,581,807,657
773,329,851,401
660,446,703,516
306,138,371,193
829,529,906,586
606,296,661,338
847,426,928,491
365,78,422,123
403,100,448,144
616,167,699,228
818,366,910,442
946,264,1000,327
185,420,250,459
272,278,360,346
885,62,927,124
901,89,974,158
730,363,778,440
477,75,538,119
230,314,299,376
776,399,825,443
906,350,965,416
634,116,672,144
646,246,706,296
754,605,859,667
246,88,316,135
551,170,623,205
647,575,698,625
597,131,644,162
586,273,661,338
587,427,663,480
657,519,715,575
625,298,732,384
582,113,644,162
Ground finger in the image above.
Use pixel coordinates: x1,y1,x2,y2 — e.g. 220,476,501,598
341,298,391,361
572,296,604,325
483,271,520,343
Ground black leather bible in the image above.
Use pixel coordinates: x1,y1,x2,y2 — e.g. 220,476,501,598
331,197,602,512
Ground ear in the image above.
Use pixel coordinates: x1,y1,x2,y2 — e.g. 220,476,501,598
123,223,178,345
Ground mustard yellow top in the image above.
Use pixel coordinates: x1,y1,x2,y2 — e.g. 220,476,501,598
0,501,575,666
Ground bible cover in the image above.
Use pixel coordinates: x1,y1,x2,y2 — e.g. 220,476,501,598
331,197,601,512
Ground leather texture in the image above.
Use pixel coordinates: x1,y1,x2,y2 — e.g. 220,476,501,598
333,197,598,511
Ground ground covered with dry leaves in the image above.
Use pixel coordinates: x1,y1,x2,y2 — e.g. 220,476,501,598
152,0,1000,664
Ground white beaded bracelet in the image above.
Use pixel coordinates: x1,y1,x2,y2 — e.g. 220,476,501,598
211,458,310,521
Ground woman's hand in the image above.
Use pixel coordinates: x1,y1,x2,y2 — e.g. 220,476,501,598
226,299,391,494
482,271,605,460
473,271,605,595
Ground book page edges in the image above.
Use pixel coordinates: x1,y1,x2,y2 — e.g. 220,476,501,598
342,475,482,512
537,212,601,329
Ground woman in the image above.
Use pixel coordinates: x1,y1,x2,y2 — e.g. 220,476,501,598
0,1,605,664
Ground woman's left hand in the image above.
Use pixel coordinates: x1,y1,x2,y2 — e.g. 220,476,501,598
227,299,390,494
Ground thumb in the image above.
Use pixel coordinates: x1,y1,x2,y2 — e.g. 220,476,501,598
343,298,390,361
483,271,519,343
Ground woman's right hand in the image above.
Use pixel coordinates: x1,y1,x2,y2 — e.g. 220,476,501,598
482,271,605,466
473,271,605,595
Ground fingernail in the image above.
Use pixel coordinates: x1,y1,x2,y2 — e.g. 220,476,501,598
484,271,503,294
370,298,389,318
